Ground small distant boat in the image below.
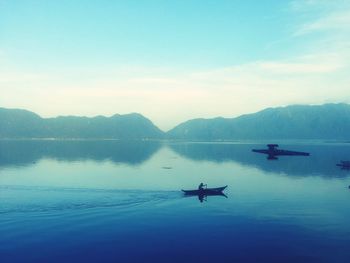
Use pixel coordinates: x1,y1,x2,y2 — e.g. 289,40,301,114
336,161,350,169
182,186,227,195
252,144,310,159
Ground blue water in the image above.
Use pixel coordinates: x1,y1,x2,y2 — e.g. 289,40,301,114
1,140,350,262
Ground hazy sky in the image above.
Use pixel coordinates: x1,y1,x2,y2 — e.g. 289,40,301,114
1,0,350,130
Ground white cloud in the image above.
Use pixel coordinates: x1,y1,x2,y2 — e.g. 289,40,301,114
291,0,350,37
295,10,350,36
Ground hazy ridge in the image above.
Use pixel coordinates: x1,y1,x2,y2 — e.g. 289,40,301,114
167,103,350,140
1,103,350,140
0,108,163,139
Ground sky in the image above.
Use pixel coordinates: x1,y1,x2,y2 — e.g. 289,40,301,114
1,0,350,130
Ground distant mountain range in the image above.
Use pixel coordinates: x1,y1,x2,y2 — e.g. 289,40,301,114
167,103,350,140
1,103,350,140
0,108,163,139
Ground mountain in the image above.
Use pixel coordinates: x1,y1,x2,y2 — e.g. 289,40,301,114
2,103,350,140
167,103,350,140
0,108,163,139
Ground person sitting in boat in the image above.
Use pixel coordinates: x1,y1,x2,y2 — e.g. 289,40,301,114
198,183,207,191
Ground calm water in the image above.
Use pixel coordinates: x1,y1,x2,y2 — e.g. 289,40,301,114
1,140,350,263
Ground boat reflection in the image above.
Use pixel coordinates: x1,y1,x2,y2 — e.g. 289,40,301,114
337,161,350,170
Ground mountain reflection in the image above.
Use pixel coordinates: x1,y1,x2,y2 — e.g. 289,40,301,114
0,140,161,168
2,140,350,178
168,142,350,178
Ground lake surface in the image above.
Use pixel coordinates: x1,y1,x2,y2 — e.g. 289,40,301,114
1,140,350,263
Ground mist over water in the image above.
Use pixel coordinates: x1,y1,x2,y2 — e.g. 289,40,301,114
1,140,350,262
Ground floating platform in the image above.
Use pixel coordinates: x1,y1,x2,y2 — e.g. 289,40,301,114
252,144,310,158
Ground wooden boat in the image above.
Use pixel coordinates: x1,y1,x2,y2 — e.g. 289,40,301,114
182,186,227,195
252,144,310,156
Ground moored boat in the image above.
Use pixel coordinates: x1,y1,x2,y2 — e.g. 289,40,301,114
252,144,310,157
